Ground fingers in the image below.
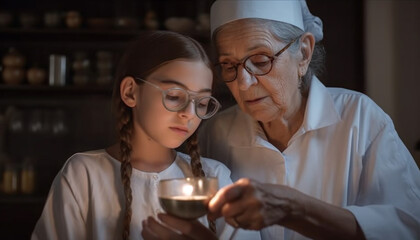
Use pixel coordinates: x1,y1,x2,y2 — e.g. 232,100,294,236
208,178,269,230
158,214,215,239
233,208,265,230
208,179,246,218
143,214,217,240
157,214,193,234
226,216,240,228
222,197,262,229
141,217,170,240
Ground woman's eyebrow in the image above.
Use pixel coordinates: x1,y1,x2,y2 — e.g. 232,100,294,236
218,44,270,60
159,79,212,93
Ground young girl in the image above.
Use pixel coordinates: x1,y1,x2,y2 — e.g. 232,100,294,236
31,31,259,240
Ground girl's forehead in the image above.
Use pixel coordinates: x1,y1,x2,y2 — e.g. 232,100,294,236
148,60,213,91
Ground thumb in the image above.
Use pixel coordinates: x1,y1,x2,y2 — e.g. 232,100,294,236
208,183,243,219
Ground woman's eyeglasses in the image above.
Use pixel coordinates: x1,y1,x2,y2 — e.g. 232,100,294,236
135,78,221,120
215,37,299,83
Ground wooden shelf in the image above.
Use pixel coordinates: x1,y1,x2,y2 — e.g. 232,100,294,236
0,195,46,204
0,27,209,43
0,27,142,41
0,84,113,106
0,84,112,95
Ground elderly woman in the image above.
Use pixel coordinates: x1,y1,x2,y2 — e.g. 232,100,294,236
142,1,420,240
197,0,420,240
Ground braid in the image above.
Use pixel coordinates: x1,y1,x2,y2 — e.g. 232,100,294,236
117,101,134,240
186,132,205,177
186,132,217,234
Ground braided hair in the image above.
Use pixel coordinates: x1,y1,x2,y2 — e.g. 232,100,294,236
185,131,217,232
112,31,216,239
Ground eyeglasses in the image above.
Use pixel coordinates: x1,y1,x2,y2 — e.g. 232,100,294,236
135,78,221,120
215,37,299,82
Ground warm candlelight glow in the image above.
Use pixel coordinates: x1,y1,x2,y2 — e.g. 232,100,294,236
158,177,218,219
198,179,203,189
182,183,194,196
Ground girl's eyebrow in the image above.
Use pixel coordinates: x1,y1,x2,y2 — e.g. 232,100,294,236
159,79,212,93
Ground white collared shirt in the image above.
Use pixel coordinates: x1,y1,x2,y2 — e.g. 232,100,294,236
31,150,260,240
199,77,420,240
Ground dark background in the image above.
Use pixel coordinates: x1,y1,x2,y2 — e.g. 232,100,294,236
0,0,363,239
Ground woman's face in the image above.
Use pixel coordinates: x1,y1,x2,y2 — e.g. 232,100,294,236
216,21,304,123
133,60,213,149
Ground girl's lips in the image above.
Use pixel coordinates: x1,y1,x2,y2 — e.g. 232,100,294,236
169,127,189,135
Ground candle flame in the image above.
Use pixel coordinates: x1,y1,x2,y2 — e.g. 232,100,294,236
182,183,194,196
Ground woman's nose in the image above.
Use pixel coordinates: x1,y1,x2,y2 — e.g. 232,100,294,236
237,66,258,90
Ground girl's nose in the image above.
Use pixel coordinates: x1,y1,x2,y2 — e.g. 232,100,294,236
178,100,196,119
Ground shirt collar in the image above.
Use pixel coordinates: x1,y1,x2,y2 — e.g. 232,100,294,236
302,76,341,131
227,76,341,148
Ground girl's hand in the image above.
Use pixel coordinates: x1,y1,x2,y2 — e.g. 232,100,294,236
141,213,217,240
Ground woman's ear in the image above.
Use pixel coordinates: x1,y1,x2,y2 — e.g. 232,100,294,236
298,32,315,74
120,77,138,107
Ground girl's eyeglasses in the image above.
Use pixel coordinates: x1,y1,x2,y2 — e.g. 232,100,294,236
135,78,221,120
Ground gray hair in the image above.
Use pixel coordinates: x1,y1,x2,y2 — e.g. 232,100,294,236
213,18,326,95
266,19,326,94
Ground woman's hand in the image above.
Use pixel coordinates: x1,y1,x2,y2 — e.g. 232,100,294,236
208,178,303,230
141,213,217,240
208,178,365,240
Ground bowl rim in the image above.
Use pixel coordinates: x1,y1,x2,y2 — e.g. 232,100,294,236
158,176,218,184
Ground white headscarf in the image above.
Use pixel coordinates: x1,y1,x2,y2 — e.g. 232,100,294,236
210,0,323,42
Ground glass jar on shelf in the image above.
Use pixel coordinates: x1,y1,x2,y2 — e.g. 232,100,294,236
20,157,36,194
2,161,19,194
0,112,10,193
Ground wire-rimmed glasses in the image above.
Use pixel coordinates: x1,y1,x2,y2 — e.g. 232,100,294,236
215,37,299,83
135,78,221,120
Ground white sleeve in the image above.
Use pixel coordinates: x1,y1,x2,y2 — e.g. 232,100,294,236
31,171,87,240
345,121,420,239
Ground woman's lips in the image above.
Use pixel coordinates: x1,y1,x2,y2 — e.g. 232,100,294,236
245,96,266,105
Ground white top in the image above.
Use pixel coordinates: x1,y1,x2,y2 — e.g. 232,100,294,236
198,77,420,240
31,150,260,240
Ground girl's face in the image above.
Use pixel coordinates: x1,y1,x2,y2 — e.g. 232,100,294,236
133,60,213,149
215,21,303,123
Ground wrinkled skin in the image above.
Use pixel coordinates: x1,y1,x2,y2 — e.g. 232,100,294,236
208,178,304,230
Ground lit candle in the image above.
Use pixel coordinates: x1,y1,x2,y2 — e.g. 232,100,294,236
182,183,194,197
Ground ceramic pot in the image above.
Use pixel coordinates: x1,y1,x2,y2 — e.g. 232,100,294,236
19,12,39,28
66,11,82,29
2,48,26,68
2,67,25,84
27,67,47,85
44,11,61,28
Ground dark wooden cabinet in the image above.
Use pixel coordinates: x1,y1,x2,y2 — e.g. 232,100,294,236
0,86,115,239
0,1,213,239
